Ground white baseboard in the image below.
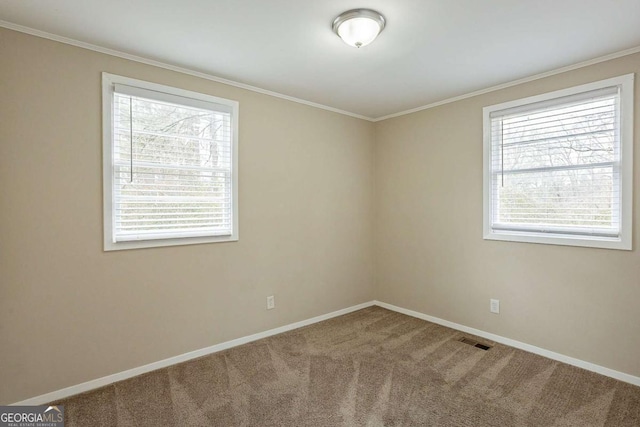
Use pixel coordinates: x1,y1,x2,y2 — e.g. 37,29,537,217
374,300,640,387
12,301,376,406
13,298,639,405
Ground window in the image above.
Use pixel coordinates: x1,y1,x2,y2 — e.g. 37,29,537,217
483,74,634,250
102,73,238,250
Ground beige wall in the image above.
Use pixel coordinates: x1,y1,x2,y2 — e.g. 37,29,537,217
375,53,640,378
0,28,375,404
2,26,640,405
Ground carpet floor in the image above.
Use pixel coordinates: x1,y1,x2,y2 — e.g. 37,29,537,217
54,306,640,426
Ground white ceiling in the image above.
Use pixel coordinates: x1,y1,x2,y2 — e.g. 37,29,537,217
2,0,640,119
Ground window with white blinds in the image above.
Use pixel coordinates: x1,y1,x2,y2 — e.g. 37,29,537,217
483,74,634,250
102,74,238,250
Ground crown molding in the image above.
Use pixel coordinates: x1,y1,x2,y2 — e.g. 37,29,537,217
372,45,640,122
2,20,639,123
0,20,375,122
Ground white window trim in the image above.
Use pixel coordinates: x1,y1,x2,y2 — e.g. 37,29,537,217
102,73,239,251
482,74,634,250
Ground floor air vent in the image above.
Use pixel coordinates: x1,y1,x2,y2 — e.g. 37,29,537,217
458,337,491,351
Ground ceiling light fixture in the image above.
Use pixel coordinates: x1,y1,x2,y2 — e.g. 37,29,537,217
332,9,386,48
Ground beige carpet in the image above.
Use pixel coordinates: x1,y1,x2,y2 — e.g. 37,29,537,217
54,306,640,426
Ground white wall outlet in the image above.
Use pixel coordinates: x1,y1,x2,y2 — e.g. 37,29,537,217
490,299,500,314
266,295,275,310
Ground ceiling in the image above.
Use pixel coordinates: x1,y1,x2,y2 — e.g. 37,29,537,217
2,0,640,119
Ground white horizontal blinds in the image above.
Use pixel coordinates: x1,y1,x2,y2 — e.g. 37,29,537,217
490,86,620,237
112,85,233,242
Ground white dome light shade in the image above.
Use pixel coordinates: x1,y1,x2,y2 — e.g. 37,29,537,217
337,18,381,48
332,9,386,48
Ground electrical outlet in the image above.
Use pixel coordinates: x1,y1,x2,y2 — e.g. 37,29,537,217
266,295,275,310
490,299,500,314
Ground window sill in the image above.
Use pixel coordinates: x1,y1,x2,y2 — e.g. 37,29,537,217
483,229,630,251
104,234,238,251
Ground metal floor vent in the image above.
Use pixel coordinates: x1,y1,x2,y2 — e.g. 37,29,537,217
458,337,491,351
